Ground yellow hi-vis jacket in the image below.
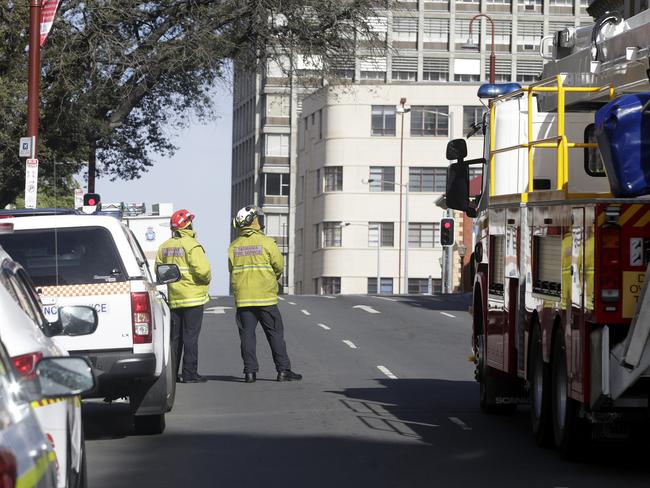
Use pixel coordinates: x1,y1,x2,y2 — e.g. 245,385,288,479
228,227,283,308
156,228,211,309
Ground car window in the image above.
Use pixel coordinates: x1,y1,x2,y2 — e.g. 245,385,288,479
122,227,152,282
0,267,40,325
0,227,126,286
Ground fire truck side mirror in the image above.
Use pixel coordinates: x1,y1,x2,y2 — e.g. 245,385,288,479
446,139,467,161
446,162,470,213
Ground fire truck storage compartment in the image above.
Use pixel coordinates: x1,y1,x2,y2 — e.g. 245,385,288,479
533,235,562,296
489,235,505,295
595,93,650,197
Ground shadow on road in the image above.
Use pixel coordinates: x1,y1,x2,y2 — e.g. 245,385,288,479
82,402,132,440
393,293,472,312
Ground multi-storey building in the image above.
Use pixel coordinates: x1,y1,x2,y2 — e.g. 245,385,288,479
231,0,591,294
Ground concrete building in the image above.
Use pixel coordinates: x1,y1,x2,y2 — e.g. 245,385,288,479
295,84,485,295
230,0,591,294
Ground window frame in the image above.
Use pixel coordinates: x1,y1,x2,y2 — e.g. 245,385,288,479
371,105,397,136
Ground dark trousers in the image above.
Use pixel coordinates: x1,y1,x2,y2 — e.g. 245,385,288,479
236,305,291,373
171,305,204,379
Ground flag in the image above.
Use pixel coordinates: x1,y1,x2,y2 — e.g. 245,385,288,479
40,0,61,47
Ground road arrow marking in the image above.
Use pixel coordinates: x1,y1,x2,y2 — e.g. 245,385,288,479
278,296,285,301
377,365,397,379
343,340,357,349
204,306,233,315
301,309,311,316
448,417,472,431
317,323,331,330
440,312,456,318
353,305,380,314
288,301,296,305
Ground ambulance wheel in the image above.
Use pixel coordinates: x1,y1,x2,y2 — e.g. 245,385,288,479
134,414,166,435
529,324,553,447
552,332,588,460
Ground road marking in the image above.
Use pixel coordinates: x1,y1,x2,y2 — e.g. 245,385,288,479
372,296,397,302
343,340,357,349
323,295,336,299
353,305,380,314
301,309,311,316
440,312,456,318
278,296,285,301
288,301,296,305
377,365,397,379
204,306,233,315
317,323,331,330
448,417,472,431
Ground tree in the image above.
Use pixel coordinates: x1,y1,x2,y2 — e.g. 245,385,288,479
0,0,380,207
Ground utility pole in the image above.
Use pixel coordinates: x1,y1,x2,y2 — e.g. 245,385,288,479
443,112,455,293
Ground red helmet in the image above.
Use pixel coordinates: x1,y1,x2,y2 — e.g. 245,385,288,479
170,209,194,230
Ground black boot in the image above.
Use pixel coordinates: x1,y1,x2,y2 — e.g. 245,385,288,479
277,370,302,382
244,372,257,383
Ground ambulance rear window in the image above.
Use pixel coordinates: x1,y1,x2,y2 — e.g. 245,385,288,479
0,227,126,286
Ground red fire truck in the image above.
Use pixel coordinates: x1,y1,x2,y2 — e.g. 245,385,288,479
445,4,650,458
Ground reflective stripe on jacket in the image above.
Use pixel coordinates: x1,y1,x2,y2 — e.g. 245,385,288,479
228,228,283,308
156,228,211,309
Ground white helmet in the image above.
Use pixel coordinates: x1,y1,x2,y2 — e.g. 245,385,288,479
233,205,264,229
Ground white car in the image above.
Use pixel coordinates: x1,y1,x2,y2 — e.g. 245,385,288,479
0,213,179,435
0,332,95,488
0,238,98,488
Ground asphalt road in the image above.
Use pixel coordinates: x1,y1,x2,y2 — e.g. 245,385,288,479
83,294,650,488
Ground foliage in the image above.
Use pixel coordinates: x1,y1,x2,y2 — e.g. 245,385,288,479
0,0,380,207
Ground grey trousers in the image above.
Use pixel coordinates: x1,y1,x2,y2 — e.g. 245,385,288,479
236,305,292,373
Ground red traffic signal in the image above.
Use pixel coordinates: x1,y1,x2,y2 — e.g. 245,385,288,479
83,193,101,207
440,218,455,246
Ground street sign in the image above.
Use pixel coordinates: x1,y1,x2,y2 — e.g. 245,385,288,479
19,137,34,158
74,189,83,209
24,159,39,209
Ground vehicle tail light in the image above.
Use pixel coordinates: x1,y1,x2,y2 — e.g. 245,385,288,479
11,352,43,380
600,225,621,309
0,448,17,488
131,292,152,344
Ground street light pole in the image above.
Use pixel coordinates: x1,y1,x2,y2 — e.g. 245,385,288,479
468,13,496,84
397,97,407,294
404,178,409,294
27,0,42,153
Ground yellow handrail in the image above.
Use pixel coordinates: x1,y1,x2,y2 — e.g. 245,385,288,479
488,75,614,200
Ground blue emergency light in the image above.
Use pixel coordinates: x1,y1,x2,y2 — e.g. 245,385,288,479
477,83,522,99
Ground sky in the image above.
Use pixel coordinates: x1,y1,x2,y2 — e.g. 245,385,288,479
98,83,233,296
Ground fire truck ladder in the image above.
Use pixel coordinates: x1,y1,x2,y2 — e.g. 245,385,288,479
607,263,650,400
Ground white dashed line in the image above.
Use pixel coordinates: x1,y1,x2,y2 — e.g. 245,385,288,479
448,417,472,431
377,365,397,379
317,323,331,330
342,340,358,349
301,309,311,316
440,312,456,318
288,302,296,305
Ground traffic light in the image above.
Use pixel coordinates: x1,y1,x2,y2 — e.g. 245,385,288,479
83,193,101,207
440,218,455,246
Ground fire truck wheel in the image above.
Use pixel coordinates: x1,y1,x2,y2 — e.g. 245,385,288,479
551,332,588,460
529,324,553,447
477,333,516,414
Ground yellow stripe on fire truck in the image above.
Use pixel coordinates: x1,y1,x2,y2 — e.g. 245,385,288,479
30,396,80,409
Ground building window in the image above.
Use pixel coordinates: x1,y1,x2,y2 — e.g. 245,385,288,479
318,109,323,139
265,94,290,117
316,169,322,194
409,167,447,192
324,167,343,192
408,278,441,294
314,224,320,249
369,222,394,247
463,106,486,135
516,59,543,82
322,277,341,294
322,222,342,247
411,106,449,137
369,167,395,192
423,18,449,46
368,278,394,294
409,223,435,248
392,69,417,81
371,105,396,136
422,58,449,81
265,173,290,196
393,17,418,43
265,134,289,157
360,70,387,81
517,22,543,52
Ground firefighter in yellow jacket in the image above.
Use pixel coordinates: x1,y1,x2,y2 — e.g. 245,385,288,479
156,209,211,383
229,206,302,383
